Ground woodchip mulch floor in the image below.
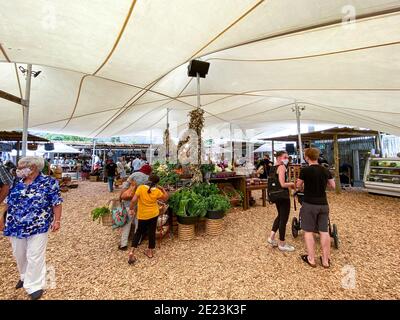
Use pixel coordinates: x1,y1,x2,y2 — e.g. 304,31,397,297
1,180,399,300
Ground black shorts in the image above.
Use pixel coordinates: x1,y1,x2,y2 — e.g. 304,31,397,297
299,202,329,233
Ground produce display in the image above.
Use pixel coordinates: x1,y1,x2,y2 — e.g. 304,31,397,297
367,159,400,184
169,182,231,218
152,162,180,189
364,158,400,196
211,162,236,178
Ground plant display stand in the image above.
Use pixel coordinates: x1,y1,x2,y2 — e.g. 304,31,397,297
206,218,223,236
178,223,195,241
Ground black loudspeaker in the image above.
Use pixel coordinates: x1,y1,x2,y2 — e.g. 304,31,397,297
286,143,295,154
44,143,55,151
187,60,210,78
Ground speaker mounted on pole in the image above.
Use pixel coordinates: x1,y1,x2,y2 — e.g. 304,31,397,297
187,60,210,78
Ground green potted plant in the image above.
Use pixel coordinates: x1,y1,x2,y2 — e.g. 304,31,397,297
91,206,112,226
206,194,231,219
169,188,207,224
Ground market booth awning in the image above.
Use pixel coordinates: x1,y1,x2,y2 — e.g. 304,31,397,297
263,127,381,194
0,131,48,142
262,127,380,142
0,1,400,138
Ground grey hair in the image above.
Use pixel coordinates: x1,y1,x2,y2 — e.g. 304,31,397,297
18,156,45,171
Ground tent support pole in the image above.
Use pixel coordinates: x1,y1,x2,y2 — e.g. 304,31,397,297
166,108,170,162
377,132,383,157
295,102,304,164
333,134,341,194
196,72,201,165
91,139,96,171
22,64,32,157
271,140,275,163
149,129,153,165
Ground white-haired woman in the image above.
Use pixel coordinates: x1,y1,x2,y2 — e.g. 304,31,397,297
3,156,63,300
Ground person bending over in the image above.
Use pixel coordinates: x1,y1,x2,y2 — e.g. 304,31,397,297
128,174,168,264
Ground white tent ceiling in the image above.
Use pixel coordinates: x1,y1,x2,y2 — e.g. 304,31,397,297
1,0,400,138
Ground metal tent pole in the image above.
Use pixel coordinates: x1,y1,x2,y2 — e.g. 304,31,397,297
196,73,200,109
149,129,153,165
166,108,170,162
91,139,96,170
196,72,201,165
295,102,304,164
22,64,32,157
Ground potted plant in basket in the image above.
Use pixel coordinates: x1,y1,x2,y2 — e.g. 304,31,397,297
91,206,112,226
169,188,207,224
205,194,231,219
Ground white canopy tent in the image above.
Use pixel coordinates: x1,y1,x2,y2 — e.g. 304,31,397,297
0,0,400,141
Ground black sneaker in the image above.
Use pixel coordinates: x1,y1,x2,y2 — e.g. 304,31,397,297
15,280,24,290
118,245,128,251
30,289,44,300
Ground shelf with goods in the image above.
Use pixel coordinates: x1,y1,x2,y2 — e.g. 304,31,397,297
364,157,400,197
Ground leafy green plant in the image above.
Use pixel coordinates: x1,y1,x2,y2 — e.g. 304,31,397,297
191,182,220,197
91,206,110,221
168,188,207,217
206,194,231,213
200,164,215,174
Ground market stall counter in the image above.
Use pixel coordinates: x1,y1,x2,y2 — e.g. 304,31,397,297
209,175,248,210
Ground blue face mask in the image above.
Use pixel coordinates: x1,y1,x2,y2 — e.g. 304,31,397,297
282,159,289,166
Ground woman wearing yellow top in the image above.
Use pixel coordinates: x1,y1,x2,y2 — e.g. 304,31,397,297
128,174,168,264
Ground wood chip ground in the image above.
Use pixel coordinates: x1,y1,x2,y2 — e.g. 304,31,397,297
1,181,399,299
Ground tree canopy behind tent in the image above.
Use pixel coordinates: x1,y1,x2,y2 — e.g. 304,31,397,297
0,0,399,138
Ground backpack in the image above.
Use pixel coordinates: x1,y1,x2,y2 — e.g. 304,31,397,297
267,165,289,203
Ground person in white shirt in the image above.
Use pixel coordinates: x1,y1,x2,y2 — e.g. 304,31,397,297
116,157,127,178
131,156,144,172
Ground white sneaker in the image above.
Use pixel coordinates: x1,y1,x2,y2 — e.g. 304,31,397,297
278,243,295,252
267,237,278,247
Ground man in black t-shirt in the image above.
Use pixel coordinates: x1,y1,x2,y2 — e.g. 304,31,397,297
296,148,335,268
105,159,118,192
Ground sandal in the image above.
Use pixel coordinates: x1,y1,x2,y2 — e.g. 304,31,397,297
128,253,137,265
320,256,331,269
301,255,316,268
143,249,154,259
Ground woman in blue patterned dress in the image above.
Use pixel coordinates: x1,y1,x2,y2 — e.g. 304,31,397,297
3,156,63,300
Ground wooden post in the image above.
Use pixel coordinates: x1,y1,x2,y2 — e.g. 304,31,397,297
333,134,341,194
16,141,20,163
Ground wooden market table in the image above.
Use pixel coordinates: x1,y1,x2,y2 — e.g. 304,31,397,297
209,175,248,210
246,184,268,208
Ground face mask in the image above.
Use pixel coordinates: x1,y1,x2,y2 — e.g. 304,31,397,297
282,159,289,166
16,168,32,178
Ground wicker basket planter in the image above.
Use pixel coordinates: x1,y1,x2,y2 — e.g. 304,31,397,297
178,223,195,241
206,218,223,236
101,214,113,226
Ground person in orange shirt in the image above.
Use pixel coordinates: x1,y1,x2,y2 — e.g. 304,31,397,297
128,174,168,264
